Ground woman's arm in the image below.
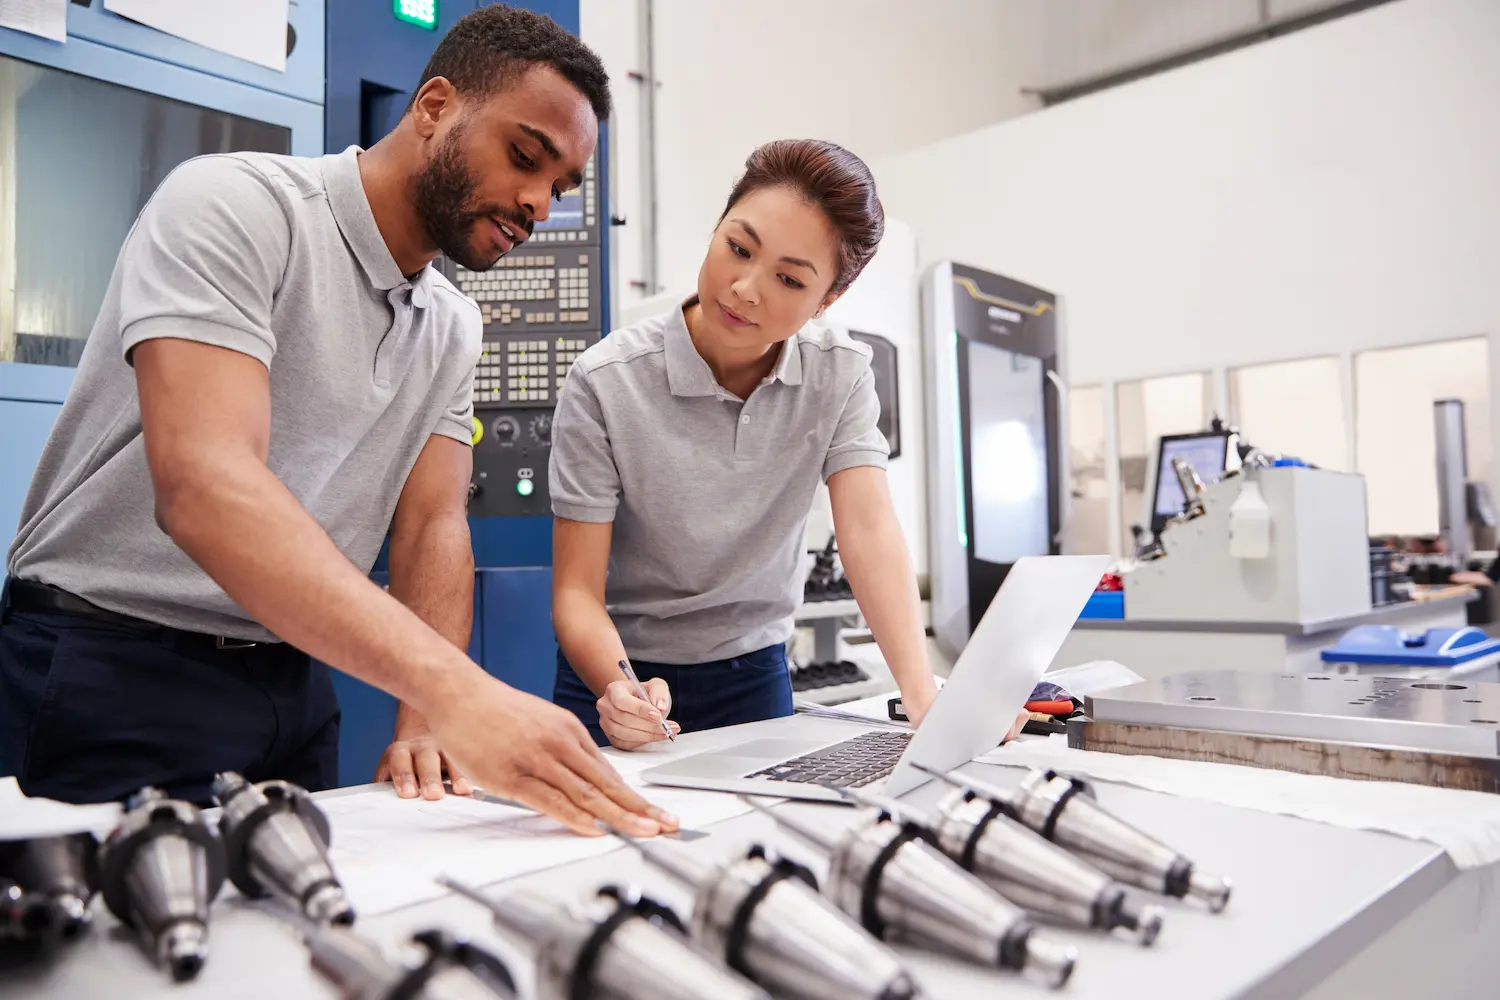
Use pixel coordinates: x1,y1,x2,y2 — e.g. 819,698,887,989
827,466,940,725
553,518,679,747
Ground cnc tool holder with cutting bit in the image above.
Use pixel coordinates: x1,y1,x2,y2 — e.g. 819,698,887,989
613,830,925,1000
912,765,1165,943
0,832,98,945
742,797,1076,989
97,787,226,981
1009,768,1231,912
212,771,354,926
440,878,771,1000
294,919,517,1000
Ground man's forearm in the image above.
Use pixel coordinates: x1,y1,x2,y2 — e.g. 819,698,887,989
553,589,630,696
158,455,481,717
387,513,475,732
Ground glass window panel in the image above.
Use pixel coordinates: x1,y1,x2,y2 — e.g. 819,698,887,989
1228,356,1347,471
1116,372,1212,549
1355,338,1490,537
1065,384,1110,554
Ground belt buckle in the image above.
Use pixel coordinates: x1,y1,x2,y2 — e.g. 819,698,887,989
215,635,259,650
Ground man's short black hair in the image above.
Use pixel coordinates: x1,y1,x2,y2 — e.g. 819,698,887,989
413,4,611,120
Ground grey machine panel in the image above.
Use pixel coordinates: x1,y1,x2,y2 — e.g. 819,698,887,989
1082,670,1500,758
440,153,603,518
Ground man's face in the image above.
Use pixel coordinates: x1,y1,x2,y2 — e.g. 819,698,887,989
413,64,598,272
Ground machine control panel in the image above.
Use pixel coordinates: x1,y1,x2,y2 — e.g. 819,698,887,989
444,151,604,519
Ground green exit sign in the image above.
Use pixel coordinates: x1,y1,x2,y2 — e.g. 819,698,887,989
394,0,438,30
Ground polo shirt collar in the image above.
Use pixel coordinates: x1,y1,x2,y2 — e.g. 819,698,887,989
325,145,433,308
665,296,805,397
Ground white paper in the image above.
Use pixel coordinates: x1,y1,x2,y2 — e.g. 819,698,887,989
102,0,287,72
0,777,122,840
320,761,757,917
977,734,1500,869
0,0,67,43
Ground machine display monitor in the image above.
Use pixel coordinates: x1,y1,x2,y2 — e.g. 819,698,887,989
1152,432,1232,519
967,339,1050,565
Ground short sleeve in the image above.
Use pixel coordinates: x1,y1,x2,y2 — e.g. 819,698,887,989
549,365,620,522
118,155,292,368
823,366,891,481
432,367,476,446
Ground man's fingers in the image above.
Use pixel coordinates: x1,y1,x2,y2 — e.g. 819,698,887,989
373,760,390,783
643,677,672,714
509,776,604,837
415,747,446,800
559,741,679,832
446,756,474,796
533,756,660,836
385,746,418,798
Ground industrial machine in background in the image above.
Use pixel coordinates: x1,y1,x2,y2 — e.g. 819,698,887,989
922,262,1065,659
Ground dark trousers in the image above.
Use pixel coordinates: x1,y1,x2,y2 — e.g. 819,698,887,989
552,643,794,747
0,607,340,806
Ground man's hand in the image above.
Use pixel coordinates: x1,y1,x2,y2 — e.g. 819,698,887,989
597,677,679,750
426,672,679,837
375,706,473,800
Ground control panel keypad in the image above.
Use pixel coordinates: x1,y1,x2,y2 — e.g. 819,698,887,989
473,336,596,405
452,249,595,331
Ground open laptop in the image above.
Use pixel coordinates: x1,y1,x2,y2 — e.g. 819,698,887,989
642,554,1111,803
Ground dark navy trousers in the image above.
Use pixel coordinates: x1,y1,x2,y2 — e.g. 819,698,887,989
0,608,340,806
552,643,794,746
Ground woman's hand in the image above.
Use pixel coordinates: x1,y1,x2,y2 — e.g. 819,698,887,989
900,677,940,728
597,677,681,750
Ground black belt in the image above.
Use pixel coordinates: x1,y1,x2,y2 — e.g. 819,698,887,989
1,579,264,649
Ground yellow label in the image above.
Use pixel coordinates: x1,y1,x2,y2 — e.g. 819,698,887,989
471,416,484,445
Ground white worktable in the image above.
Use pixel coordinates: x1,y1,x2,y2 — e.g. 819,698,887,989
8,716,1499,1000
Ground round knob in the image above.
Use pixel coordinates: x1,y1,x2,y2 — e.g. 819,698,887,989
493,417,519,445
531,415,552,443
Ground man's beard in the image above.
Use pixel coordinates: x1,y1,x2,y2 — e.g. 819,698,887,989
412,123,524,272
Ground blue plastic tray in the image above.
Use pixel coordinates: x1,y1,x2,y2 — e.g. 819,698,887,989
1320,624,1500,666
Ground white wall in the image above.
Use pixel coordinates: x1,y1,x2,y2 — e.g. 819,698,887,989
873,0,1500,544
873,0,1500,386
582,0,1043,314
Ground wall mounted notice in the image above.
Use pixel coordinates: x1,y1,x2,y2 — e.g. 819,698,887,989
102,0,288,72
0,0,67,42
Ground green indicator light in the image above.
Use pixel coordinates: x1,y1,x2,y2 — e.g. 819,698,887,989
516,479,534,497
393,0,438,30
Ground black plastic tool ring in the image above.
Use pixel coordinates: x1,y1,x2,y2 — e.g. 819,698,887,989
570,890,686,1000
958,800,1008,873
725,854,818,977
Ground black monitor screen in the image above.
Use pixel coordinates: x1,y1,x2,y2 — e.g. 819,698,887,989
0,53,291,366
1153,433,1231,518
967,338,1050,565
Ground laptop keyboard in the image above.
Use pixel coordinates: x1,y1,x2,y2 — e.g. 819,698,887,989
744,730,913,788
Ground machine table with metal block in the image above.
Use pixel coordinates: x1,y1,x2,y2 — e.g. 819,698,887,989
1071,670,1500,792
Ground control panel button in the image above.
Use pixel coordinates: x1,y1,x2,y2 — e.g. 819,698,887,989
516,478,535,497
530,414,553,443
492,416,520,445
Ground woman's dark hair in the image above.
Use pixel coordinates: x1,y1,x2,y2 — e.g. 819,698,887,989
413,4,611,120
719,139,884,295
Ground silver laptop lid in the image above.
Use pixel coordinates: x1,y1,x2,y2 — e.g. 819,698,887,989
885,554,1111,796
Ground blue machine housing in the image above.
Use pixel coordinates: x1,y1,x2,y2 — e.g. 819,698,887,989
1321,624,1500,667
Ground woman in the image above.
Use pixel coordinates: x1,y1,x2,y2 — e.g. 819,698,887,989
548,139,939,749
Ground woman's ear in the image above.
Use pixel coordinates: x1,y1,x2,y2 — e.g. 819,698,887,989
813,289,845,319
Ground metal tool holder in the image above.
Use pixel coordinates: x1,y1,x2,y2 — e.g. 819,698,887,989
440,878,770,1000
213,772,354,926
297,920,517,1000
0,832,98,945
610,830,924,1000
98,787,227,981
742,797,1076,989
1009,769,1231,912
902,768,1163,944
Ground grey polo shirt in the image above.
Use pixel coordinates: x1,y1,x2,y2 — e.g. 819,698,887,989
7,147,481,641
550,298,889,663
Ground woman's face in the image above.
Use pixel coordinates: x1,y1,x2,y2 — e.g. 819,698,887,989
695,184,842,353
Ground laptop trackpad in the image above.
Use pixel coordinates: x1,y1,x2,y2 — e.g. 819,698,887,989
648,739,821,780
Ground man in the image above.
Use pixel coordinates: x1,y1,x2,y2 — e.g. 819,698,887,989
0,6,673,839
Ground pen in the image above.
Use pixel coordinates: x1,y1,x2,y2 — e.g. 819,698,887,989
619,658,676,742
